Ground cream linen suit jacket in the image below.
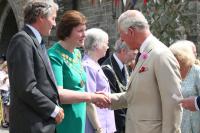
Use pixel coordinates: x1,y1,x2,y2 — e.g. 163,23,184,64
110,35,183,133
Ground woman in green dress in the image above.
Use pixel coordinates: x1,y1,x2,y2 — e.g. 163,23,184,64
48,10,110,133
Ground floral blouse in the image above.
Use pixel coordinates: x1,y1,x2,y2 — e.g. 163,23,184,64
181,64,200,133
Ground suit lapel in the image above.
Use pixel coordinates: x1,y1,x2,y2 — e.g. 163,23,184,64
111,55,126,85
126,43,155,90
36,40,56,85
23,26,57,88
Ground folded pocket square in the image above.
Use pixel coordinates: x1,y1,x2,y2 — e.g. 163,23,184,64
139,66,148,73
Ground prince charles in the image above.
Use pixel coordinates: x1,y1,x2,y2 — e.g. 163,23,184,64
109,10,183,133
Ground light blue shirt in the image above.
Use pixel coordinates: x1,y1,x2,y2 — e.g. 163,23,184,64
26,24,42,44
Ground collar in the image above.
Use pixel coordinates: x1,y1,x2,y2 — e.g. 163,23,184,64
139,34,153,53
26,24,42,44
113,53,124,70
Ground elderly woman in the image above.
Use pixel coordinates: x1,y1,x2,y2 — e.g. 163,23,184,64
82,28,116,133
169,40,200,133
48,11,110,133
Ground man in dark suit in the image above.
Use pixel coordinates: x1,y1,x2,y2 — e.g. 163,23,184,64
180,96,200,111
6,1,64,133
102,39,133,133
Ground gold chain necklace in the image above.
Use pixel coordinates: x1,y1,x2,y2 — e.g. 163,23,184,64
56,50,85,88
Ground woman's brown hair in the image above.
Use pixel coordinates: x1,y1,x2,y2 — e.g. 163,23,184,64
56,10,87,40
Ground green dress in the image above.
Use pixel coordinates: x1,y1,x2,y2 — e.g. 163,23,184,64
48,42,86,133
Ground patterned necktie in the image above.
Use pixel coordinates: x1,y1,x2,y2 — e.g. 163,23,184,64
122,66,127,84
40,40,47,57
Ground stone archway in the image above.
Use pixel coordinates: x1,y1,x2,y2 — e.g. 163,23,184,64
7,0,30,30
0,0,26,54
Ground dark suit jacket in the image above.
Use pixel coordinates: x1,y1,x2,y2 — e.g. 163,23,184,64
197,96,200,109
102,54,127,132
7,26,59,133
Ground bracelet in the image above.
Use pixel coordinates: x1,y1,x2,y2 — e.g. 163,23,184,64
94,127,102,132
90,93,94,103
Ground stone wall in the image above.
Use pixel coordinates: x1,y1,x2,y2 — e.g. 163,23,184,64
78,0,119,50
56,0,123,50
0,0,199,55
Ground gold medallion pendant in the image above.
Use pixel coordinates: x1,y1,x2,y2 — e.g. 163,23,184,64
80,80,85,88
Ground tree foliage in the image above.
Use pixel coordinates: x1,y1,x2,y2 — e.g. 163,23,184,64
132,0,192,46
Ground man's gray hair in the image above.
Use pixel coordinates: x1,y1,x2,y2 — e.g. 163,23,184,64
118,10,149,33
114,39,128,53
24,0,58,24
84,28,108,52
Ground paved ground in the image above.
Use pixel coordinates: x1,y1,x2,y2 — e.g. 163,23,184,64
0,126,9,133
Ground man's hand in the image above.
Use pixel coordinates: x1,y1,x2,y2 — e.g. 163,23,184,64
91,92,111,108
179,96,197,112
55,107,64,124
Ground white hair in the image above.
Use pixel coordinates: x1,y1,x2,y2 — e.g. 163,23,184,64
114,39,129,53
118,10,149,33
84,28,108,51
169,40,196,66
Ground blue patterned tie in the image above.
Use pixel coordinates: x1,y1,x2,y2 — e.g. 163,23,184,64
40,40,47,57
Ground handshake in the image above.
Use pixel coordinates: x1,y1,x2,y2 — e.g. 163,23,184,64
90,92,111,108
54,91,111,124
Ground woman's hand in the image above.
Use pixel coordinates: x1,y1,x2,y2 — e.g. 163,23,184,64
91,92,111,108
179,96,197,111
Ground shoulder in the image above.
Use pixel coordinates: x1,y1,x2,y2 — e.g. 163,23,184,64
7,31,35,57
48,43,60,57
149,43,180,71
74,48,81,54
74,48,82,58
152,42,170,55
152,44,176,63
83,56,100,73
48,43,63,64
48,42,59,54
191,64,200,79
192,64,200,71
101,64,112,71
9,31,33,46
101,64,115,76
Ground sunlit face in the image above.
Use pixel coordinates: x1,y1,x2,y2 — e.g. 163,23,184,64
69,24,86,47
40,8,57,36
119,27,137,50
124,49,138,64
